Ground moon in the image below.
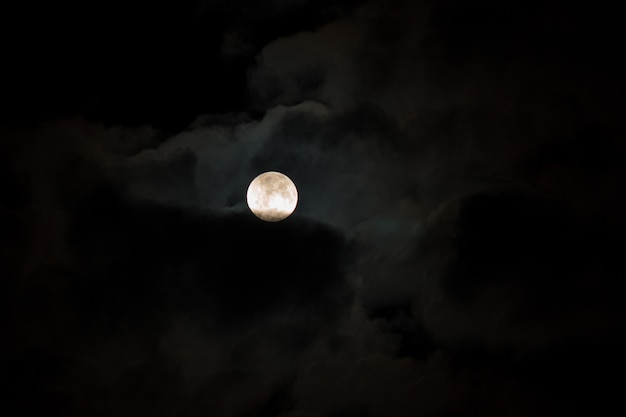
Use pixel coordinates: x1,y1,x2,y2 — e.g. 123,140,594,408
246,171,298,222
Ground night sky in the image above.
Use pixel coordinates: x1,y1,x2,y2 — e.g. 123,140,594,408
2,1,626,416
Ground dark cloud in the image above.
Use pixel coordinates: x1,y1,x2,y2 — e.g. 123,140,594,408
4,170,355,416
3,0,626,416
415,189,626,348
67,185,353,324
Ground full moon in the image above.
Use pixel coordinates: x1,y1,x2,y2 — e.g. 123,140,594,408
246,171,298,222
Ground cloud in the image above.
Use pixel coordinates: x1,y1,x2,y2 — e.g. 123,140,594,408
414,190,625,350
4,172,358,416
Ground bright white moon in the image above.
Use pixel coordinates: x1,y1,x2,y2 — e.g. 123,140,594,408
246,171,298,222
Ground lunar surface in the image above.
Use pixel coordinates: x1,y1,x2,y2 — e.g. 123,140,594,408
246,171,298,222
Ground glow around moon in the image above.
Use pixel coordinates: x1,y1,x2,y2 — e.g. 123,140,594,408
246,171,298,222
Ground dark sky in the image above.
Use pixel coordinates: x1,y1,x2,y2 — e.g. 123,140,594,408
2,1,626,416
